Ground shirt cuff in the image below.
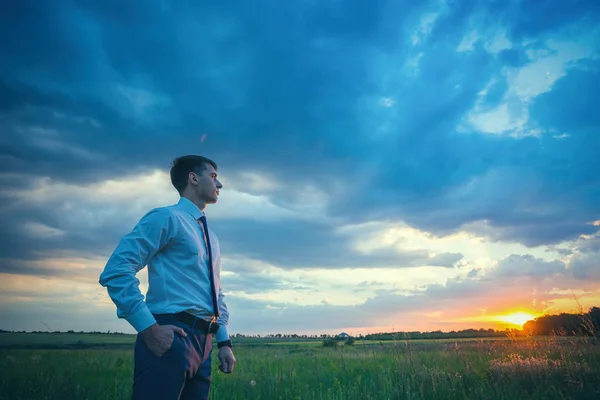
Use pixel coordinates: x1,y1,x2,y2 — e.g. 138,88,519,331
127,305,157,333
216,324,230,343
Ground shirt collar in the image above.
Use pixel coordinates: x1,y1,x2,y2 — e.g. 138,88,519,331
176,197,205,220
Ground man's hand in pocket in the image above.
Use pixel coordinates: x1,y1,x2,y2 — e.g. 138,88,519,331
141,323,187,357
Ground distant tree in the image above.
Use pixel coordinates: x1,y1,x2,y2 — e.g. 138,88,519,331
523,307,600,336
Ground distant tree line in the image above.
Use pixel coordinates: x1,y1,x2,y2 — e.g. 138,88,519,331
523,306,600,336
2,306,598,338
361,328,515,341
229,329,519,341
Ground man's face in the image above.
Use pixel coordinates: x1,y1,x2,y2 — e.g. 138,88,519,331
190,164,222,204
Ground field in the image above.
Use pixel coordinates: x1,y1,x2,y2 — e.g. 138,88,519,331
1,333,599,399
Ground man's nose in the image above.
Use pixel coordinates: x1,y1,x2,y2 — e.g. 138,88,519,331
216,179,223,189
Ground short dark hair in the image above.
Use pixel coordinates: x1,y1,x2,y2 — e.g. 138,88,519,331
170,155,217,194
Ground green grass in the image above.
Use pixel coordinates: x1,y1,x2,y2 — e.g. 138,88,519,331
1,334,599,399
0,332,135,348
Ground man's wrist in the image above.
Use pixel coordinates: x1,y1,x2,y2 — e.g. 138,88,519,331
140,323,159,340
217,339,232,349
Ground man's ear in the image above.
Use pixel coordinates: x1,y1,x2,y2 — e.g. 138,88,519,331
189,172,198,185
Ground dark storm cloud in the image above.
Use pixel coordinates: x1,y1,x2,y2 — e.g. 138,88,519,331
1,0,599,273
0,0,407,183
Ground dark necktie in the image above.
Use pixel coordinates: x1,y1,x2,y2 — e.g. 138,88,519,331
198,215,219,318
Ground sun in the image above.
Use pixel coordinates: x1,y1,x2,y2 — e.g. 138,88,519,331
495,312,538,327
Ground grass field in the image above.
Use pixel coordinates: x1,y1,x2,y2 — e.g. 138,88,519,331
0,332,523,349
1,333,599,399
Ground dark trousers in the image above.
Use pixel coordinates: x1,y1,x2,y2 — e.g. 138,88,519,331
132,314,213,400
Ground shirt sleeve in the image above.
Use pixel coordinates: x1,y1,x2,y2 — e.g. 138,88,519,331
99,207,175,333
216,286,230,343
212,234,231,343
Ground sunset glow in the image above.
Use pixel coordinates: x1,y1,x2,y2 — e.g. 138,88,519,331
495,312,539,328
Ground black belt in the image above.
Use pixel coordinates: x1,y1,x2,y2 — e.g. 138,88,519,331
167,312,220,334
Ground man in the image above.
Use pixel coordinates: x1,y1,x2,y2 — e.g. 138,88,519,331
99,155,235,400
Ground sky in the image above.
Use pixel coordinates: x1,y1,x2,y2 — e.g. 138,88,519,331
1,0,599,336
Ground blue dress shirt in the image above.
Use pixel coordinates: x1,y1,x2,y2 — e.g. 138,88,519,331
99,197,230,343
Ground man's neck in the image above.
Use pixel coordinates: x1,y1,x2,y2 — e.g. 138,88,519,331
182,194,206,213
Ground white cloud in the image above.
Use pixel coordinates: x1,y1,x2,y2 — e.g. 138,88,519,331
465,33,598,136
457,28,512,54
411,13,437,45
411,4,447,46
485,30,512,54
457,30,479,52
337,219,564,273
512,39,595,100
467,102,529,135
222,251,457,307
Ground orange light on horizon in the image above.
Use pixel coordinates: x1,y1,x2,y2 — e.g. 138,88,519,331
494,311,539,328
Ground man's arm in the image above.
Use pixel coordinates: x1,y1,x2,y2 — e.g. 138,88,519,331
216,285,236,373
99,207,175,332
211,234,230,345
